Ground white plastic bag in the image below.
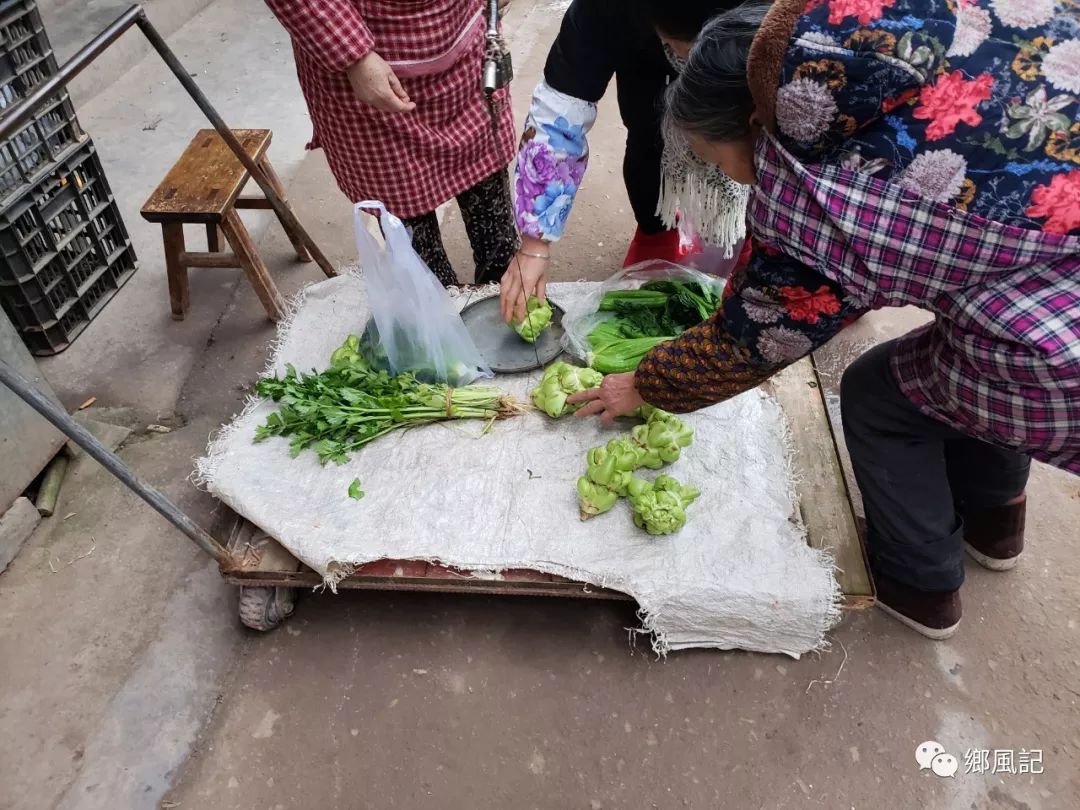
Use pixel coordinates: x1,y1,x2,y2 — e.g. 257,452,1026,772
561,259,727,362
353,201,491,387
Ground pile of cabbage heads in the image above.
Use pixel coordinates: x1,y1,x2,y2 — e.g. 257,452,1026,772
528,361,699,535
576,407,697,534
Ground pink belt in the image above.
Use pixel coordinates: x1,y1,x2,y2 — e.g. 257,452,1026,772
388,9,483,79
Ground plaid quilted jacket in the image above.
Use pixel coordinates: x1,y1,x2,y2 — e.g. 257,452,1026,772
635,0,1080,473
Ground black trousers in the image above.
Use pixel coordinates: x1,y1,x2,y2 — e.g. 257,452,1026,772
401,169,518,287
615,61,669,235
542,0,674,235
840,340,1031,592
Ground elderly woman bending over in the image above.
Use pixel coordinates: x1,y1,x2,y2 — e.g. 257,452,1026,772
571,0,1080,640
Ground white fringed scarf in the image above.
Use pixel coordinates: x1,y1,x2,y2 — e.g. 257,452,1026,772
657,44,750,258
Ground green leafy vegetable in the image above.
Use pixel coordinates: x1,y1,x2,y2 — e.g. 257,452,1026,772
254,336,525,465
348,478,365,500
530,361,603,418
512,295,554,343
577,476,619,518
631,412,694,466
584,280,723,373
588,335,672,374
627,475,701,535
575,409,696,525
598,289,669,312
585,445,634,497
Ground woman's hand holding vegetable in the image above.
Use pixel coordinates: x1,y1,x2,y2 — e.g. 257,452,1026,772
500,235,549,323
347,52,416,113
567,372,645,425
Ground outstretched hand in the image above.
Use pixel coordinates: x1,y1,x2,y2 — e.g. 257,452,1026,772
566,372,645,426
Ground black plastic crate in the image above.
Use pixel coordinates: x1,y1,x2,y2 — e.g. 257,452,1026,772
0,137,138,354
0,0,83,205
16,243,137,355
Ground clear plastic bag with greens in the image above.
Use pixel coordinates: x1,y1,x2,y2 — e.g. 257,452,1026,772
560,260,726,373
353,201,491,387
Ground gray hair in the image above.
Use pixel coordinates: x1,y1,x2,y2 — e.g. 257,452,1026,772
664,2,771,143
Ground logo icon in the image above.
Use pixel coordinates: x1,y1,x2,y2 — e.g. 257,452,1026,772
916,741,958,778
932,753,959,778
916,741,945,770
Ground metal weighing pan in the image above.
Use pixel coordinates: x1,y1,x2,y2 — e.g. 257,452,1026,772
459,295,565,374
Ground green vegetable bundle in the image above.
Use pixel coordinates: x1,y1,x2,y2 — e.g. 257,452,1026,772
512,295,554,343
255,335,524,465
588,335,673,374
585,279,723,373
575,408,695,520
627,475,701,535
531,361,603,418
599,280,721,326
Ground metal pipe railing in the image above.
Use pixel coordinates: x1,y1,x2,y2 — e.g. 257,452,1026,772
0,359,231,564
0,3,346,565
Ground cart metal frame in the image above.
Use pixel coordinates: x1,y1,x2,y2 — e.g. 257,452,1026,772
0,5,873,633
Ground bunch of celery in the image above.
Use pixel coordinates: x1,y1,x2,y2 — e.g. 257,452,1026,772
531,361,603,418
576,407,694,521
254,335,524,465
511,295,554,343
586,279,723,373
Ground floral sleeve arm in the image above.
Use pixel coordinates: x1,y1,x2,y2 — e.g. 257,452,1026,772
634,242,867,413
514,80,598,242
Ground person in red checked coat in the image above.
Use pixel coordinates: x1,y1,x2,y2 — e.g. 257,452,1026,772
265,0,518,287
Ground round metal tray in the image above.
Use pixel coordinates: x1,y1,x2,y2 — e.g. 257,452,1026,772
459,295,565,374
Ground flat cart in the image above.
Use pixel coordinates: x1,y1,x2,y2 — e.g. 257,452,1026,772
218,355,873,631
0,5,873,634
2,333,872,632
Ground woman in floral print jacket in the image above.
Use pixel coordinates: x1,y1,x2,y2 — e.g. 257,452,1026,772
571,0,1080,639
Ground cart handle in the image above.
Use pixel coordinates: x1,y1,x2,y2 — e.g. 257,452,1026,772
0,359,232,565
0,4,337,279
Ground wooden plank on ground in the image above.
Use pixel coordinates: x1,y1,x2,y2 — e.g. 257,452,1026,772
767,358,874,607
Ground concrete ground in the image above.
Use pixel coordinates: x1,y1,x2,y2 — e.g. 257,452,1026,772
1,1,1078,809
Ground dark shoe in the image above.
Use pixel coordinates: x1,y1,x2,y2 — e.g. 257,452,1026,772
963,494,1026,571
873,570,961,640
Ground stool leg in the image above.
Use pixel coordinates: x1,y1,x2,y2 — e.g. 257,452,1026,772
220,209,286,322
162,223,189,320
206,223,221,253
258,156,313,263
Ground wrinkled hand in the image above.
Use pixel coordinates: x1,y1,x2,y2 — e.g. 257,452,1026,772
500,248,548,323
347,51,416,113
567,372,646,426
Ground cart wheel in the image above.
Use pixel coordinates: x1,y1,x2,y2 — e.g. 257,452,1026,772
238,586,296,631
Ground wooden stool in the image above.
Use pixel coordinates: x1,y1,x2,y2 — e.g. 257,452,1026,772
141,129,311,322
